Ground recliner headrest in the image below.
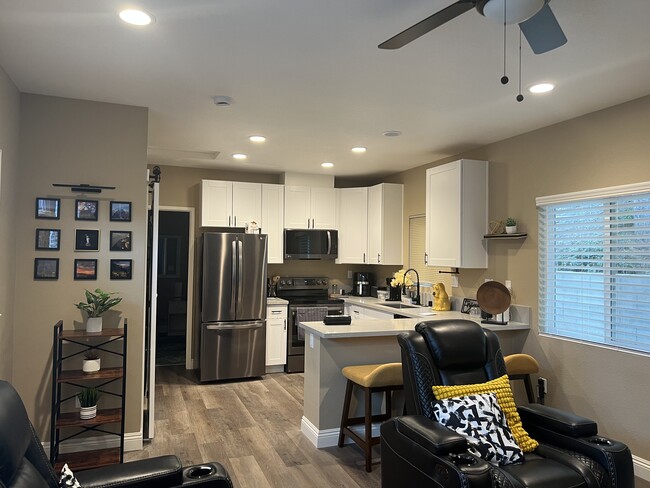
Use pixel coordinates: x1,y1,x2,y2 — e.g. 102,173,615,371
416,320,488,370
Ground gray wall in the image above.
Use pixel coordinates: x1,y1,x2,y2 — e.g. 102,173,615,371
14,94,148,438
386,94,650,459
0,65,20,381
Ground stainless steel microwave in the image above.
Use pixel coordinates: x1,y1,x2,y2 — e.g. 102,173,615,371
284,229,338,260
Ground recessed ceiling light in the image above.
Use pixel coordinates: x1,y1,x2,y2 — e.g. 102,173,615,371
351,146,367,153
382,130,402,137
529,83,555,94
119,9,153,26
249,135,266,143
232,153,247,160
321,162,334,168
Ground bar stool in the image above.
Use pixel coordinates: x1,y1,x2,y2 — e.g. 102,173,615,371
338,362,403,472
504,353,539,403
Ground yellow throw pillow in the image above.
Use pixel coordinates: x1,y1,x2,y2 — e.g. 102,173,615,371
432,374,538,452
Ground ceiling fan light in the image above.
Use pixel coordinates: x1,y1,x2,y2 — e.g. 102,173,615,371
529,82,554,93
482,0,545,24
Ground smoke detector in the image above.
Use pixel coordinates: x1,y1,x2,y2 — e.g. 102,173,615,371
213,96,233,107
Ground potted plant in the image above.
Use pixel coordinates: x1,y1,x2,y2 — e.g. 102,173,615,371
77,387,100,419
82,350,101,374
75,289,122,332
505,217,518,234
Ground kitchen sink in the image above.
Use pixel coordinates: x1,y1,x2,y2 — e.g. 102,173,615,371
381,302,418,309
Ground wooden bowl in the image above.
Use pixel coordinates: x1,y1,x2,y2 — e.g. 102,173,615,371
476,281,511,315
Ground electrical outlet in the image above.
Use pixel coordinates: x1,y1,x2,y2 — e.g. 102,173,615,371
309,333,314,349
347,270,353,279
451,275,459,287
539,377,548,394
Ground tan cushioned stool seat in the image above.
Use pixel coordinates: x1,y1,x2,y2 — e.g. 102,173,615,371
505,354,539,375
341,363,403,388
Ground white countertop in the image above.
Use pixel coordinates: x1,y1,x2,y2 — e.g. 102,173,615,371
267,297,288,306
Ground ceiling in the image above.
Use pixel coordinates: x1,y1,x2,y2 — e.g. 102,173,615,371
1,1,649,179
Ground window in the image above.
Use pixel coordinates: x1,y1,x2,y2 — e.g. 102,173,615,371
537,182,650,354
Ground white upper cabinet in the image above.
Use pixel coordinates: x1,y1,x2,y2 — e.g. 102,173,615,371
261,184,284,264
200,180,261,228
336,187,368,264
367,183,403,265
425,159,488,268
284,185,336,229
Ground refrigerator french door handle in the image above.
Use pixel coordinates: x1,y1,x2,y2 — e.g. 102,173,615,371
231,240,238,316
327,230,332,255
238,240,244,308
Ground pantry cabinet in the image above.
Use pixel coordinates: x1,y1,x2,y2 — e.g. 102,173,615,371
261,184,284,264
200,180,261,228
425,159,488,268
367,183,403,265
336,187,368,263
284,185,337,229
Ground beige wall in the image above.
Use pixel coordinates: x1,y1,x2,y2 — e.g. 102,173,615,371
14,95,148,439
387,95,650,458
0,65,20,381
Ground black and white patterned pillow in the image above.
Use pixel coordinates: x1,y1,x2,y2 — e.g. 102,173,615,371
434,392,524,465
59,463,82,488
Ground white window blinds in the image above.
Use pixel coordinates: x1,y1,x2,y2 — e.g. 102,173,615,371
537,182,650,354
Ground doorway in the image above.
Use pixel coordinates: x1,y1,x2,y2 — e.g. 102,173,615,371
155,209,194,368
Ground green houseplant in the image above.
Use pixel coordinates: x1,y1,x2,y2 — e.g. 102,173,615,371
77,387,100,419
505,217,518,234
75,289,122,332
82,350,101,374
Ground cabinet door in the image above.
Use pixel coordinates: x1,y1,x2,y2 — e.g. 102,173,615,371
310,187,337,229
375,183,404,266
347,304,366,321
367,185,383,264
262,184,284,264
232,182,262,228
266,306,287,366
201,180,232,227
337,188,368,263
284,186,311,229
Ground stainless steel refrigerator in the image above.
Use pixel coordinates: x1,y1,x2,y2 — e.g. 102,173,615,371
199,232,267,382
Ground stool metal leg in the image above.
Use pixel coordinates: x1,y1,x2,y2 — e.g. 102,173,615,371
338,380,354,447
364,386,372,472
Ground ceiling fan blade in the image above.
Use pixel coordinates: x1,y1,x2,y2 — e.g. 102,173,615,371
379,0,476,50
519,3,567,54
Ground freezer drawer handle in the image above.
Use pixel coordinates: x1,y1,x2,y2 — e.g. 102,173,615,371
205,323,262,330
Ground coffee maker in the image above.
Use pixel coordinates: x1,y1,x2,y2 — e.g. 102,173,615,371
353,272,372,296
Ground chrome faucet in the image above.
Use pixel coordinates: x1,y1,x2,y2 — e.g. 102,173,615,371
403,268,420,305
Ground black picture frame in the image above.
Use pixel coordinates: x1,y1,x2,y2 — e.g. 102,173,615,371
35,228,61,251
110,230,132,251
75,199,99,221
74,259,98,280
110,201,131,222
34,258,59,280
35,198,61,220
75,229,100,251
110,259,132,280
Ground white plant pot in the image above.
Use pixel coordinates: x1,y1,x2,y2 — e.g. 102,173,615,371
82,358,101,374
80,405,97,420
86,317,103,333
505,225,517,234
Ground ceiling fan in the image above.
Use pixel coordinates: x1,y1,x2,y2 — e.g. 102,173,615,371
379,0,567,54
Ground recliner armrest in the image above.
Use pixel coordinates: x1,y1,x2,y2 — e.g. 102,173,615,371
76,455,184,488
518,404,597,438
393,415,468,455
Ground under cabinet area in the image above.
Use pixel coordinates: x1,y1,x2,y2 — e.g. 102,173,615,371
425,159,488,268
284,185,337,229
200,180,262,228
50,322,127,471
266,302,288,371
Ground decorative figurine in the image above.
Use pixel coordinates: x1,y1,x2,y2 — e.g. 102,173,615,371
433,282,451,311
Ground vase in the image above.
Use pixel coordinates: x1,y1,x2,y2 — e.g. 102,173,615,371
388,285,401,301
82,358,101,374
86,317,103,333
505,225,517,234
79,405,97,420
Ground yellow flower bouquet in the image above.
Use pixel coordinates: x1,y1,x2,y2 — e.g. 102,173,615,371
390,269,414,288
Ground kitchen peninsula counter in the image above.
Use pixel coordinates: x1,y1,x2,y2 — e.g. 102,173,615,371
298,307,530,448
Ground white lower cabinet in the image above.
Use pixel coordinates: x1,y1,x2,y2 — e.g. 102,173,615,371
345,304,366,320
266,304,288,367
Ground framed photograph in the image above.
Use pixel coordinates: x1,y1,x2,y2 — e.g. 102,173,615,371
75,199,99,221
74,259,97,280
34,258,59,280
110,259,132,280
110,201,131,222
75,229,100,251
35,228,61,250
35,198,61,219
110,230,132,251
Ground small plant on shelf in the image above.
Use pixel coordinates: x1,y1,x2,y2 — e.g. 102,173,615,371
75,289,122,332
505,217,518,234
78,387,100,419
82,350,101,374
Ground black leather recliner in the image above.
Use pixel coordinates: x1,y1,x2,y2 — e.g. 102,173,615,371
380,320,634,488
0,380,233,488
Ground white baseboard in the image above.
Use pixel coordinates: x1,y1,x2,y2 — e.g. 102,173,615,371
300,416,381,448
42,431,143,456
265,365,285,374
634,455,650,481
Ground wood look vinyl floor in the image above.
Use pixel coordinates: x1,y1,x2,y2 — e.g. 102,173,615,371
125,366,381,487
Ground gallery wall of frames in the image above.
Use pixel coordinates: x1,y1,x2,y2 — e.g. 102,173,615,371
33,197,133,281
